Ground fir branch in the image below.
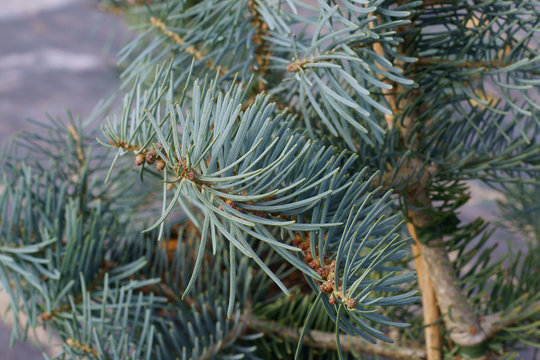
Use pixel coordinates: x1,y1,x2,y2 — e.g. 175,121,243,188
202,307,251,360
420,0,461,7
149,16,227,76
415,57,515,70
65,338,99,358
408,218,484,347
408,223,442,360
248,0,271,92
67,124,85,166
368,14,398,130
248,317,427,359
480,301,540,342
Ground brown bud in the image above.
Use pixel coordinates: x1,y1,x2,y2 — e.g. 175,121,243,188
346,298,357,308
299,241,310,251
287,63,299,72
187,169,196,182
255,211,267,218
293,235,302,246
39,312,53,321
328,296,337,305
317,267,329,280
156,159,166,171
303,251,313,263
327,271,335,282
323,255,330,266
320,281,333,294
329,260,336,272
225,199,235,207
108,139,115,146
145,150,157,164
308,259,320,269
135,153,145,166
66,338,76,346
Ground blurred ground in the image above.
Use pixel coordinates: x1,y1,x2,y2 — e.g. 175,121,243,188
0,0,128,357
0,0,531,359
0,0,127,142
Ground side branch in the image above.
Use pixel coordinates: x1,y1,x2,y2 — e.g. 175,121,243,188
248,0,271,91
408,223,442,360
368,15,397,129
415,57,512,70
149,17,227,76
407,209,484,347
480,302,540,341
248,317,427,359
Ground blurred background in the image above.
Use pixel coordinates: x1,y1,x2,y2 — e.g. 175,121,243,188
0,0,127,143
0,0,127,357
0,0,528,359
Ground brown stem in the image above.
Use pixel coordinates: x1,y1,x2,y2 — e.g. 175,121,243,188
65,338,99,357
480,302,540,339
415,57,511,69
248,0,271,92
248,317,426,359
67,124,85,166
149,17,227,76
368,15,397,129
420,0,461,7
408,223,442,360
201,307,251,360
407,197,485,348
367,8,445,358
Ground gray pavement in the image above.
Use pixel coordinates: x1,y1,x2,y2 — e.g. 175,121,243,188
0,0,127,142
0,0,127,358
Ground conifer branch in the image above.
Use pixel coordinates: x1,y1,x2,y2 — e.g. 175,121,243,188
415,57,513,70
408,223,442,360
149,16,227,76
248,0,271,92
407,207,485,348
479,302,540,340
248,317,427,359
420,0,460,6
384,7,496,353
376,9,444,357
368,15,397,130
65,338,99,357
67,124,85,166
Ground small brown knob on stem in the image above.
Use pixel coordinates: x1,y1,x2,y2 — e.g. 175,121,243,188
156,159,166,171
135,154,145,166
146,150,157,164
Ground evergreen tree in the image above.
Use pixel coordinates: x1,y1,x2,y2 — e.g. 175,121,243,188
1,1,539,359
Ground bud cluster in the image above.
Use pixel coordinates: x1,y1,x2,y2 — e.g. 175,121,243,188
293,233,357,308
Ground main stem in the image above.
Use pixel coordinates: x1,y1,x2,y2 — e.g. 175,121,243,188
388,5,489,354
248,317,427,359
370,12,443,358
406,191,488,350
408,223,442,360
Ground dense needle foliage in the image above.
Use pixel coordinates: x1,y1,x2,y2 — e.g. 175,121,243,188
1,1,539,359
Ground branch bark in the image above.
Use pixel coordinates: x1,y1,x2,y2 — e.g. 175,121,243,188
248,317,427,359
149,17,227,76
368,15,397,130
368,10,443,359
248,0,271,92
407,192,485,348
408,223,442,360
415,57,511,69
